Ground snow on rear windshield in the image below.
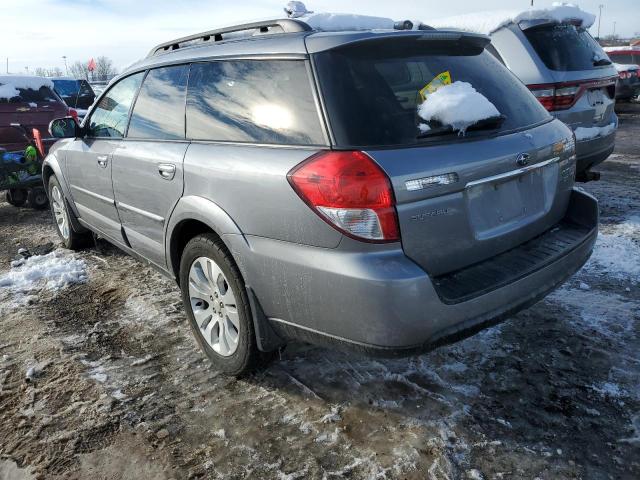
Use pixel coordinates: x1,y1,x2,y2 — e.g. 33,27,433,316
417,82,500,135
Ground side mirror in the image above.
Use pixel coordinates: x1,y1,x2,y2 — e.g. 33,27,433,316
49,117,81,139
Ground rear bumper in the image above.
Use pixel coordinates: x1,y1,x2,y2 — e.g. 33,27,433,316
575,127,617,173
245,188,598,354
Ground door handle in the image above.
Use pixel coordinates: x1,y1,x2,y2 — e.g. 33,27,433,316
97,155,108,168
158,163,176,180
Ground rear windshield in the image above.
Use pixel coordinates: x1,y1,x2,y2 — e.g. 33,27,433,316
313,39,550,148
53,80,80,96
524,24,611,71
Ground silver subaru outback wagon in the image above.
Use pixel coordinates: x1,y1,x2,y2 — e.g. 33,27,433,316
43,18,598,376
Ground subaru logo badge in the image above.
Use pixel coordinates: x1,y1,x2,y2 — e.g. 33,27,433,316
516,153,530,167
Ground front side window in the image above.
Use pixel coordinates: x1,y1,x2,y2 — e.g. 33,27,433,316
186,60,325,145
128,65,189,140
87,73,143,138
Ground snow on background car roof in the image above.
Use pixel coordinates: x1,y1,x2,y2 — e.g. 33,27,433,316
429,2,596,35
604,46,640,52
0,75,54,101
614,63,640,73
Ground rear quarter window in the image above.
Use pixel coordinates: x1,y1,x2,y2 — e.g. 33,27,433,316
0,85,58,104
186,60,325,145
524,25,610,71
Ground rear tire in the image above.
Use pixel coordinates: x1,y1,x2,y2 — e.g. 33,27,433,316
6,189,27,207
179,233,268,376
48,176,92,250
27,187,49,209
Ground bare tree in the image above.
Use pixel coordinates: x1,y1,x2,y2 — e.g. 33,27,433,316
94,56,118,81
49,67,63,77
34,67,47,77
69,61,89,80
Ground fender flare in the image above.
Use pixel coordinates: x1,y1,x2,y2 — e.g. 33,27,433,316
165,195,285,352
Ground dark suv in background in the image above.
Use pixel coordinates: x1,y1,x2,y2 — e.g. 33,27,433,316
44,18,598,375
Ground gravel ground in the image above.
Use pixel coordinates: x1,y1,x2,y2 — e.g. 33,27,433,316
0,108,639,480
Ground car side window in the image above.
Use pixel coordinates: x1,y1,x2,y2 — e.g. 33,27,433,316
127,65,189,140
86,73,143,139
186,60,325,145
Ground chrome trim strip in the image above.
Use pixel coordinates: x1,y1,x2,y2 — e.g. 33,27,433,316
465,157,561,189
71,185,114,205
117,201,164,223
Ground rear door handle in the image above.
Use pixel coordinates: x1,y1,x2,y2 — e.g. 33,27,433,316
158,163,176,180
97,155,108,168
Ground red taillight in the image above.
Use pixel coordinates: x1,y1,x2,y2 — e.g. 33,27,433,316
68,108,79,122
529,84,579,111
287,150,400,243
619,71,630,80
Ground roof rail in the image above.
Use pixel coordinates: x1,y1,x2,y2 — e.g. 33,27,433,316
147,19,312,58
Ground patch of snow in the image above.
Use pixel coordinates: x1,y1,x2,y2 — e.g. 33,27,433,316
614,63,640,73
300,12,395,31
574,122,616,141
0,250,87,293
25,361,49,381
604,46,640,52
591,381,624,398
430,3,596,35
0,75,54,100
586,216,640,281
417,81,500,134
284,1,312,18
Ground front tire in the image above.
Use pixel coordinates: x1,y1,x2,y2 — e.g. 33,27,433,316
179,234,266,376
48,176,92,250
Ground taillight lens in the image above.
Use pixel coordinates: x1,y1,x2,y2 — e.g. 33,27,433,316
529,84,578,111
68,108,79,122
619,71,630,80
287,150,400,243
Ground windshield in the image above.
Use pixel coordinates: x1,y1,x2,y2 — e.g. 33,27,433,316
313,39,550,148
0,85,58,104
53,79,80,96
524,24,611,71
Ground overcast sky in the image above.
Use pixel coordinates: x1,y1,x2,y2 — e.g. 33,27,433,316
2,0,638,75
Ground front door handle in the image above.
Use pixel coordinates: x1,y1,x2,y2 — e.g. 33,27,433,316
97,155,108,168
158,163,176,180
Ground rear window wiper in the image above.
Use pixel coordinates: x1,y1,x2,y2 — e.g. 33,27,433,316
593,58,612,66
416,115,506,140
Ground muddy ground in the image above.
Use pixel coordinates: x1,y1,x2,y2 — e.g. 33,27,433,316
0,108,639,480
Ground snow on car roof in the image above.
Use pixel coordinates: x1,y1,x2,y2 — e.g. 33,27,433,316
429,2,596,35
284,1,395,31
0,75,54,101
614,63,640,72
604,46,640,52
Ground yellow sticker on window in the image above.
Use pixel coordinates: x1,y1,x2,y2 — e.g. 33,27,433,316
419,71,452,101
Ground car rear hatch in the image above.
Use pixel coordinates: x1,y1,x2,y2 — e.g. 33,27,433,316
310,31,576,276
520,21,617,129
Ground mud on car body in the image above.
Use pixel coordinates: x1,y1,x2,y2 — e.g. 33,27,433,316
42,15,598,375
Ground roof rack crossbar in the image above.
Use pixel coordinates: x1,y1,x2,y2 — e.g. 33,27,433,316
147,19,312,57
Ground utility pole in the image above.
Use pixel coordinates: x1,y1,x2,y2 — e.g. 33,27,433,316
597,4,604,39
62,56,68,75
613,21,617,37
5,57,8,74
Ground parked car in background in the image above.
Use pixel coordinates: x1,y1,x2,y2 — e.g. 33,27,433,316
604,46,640,67
0,75,69,153
51,77,96,121
43,15,597,375
614,63,640,101
432,4,618,182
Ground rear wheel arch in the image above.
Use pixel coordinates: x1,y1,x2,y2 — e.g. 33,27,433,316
166,196,247,286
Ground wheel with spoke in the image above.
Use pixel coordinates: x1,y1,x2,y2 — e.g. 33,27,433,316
48,176,92,250
180,233,268,376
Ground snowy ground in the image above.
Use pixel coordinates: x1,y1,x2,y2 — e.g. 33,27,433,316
0,107,639,479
